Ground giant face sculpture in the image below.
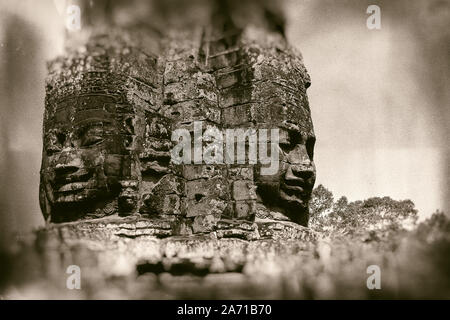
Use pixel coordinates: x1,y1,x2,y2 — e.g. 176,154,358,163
40,91,141,222
245,36,316,227
156,27,316,228
40,24,316,230
39,27,167,223
255,124,316,226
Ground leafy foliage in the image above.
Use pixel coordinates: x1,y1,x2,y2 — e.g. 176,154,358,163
309,185,418,239
309,184,334,224
304,186,450,298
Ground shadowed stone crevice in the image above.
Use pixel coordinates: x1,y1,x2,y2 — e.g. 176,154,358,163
136,257,244,277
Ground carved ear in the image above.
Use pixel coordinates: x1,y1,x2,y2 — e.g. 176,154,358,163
39,178,52,223
118,179,140,215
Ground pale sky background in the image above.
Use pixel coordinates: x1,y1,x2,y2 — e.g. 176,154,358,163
0,0,448,240
287,0,449,221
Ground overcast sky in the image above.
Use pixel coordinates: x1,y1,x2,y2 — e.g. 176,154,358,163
287,0,448,219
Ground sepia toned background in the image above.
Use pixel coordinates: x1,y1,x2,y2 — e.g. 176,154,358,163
0,0,448,244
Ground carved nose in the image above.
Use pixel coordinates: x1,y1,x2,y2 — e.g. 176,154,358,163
292,166,314,180
285,164,314,181
285,166,301,182
54,154,82,175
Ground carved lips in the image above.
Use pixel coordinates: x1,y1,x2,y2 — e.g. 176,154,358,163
53,166,93,202
280,175,313,206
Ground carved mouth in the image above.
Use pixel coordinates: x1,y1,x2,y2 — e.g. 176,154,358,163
53,183,96,203
53,169,92,195
55,169,91,183
279,189,304,205
282,182,304,194
280,179,312,204
57,182,89,193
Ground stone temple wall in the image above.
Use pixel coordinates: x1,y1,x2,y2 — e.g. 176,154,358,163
3,0,319,299
39,0,316,240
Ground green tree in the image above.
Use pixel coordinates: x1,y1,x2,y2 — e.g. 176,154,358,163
309,185,419,238
309,184,334,227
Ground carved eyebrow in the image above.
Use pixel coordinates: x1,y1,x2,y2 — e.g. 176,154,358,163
75,121,109,136
280,120,301,132
74,108,115,122
74,118,114,126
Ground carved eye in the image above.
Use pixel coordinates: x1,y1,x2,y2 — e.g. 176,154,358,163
45,131,62,155
57,133,66,146
80,125,104,147
280,131,301,153
46,144,61,156
81,135,104,147
279,141,294,153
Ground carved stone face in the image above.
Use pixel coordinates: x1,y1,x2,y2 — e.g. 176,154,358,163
40,27,316,230
40,93,139,222
238,47,316,226
256,125,316,226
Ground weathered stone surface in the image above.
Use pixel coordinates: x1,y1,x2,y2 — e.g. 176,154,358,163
232,180,257,201
39,0,316,235
3,0,448,301
234,200,256,220
184,198,227,218
0,215,320,299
